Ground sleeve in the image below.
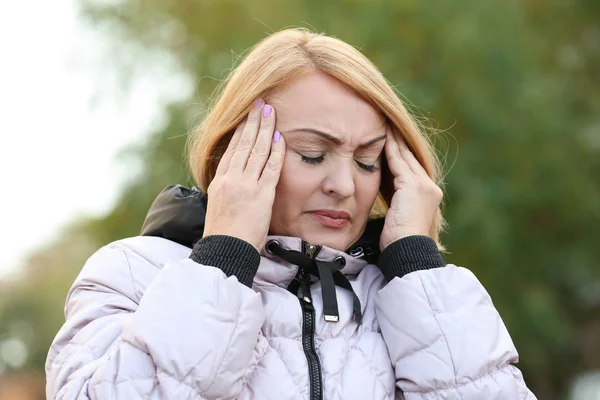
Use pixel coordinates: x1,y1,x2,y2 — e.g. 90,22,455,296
45,237,266,400
375,236,537,400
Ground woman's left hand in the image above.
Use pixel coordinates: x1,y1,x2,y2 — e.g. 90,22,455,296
379,129,443,251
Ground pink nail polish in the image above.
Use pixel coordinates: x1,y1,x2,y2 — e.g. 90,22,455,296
254,98,264,109
273,130,281,142
263,104,272,118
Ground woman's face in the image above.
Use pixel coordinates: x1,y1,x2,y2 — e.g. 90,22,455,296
269,71,386,251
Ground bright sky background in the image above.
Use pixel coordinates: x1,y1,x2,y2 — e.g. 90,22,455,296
0,0,190,278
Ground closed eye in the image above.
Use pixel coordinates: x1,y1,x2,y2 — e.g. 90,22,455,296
355,160,379,173
301,154,379,173
301,154,325,164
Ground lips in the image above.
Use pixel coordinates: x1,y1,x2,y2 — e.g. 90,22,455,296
310,210,351,228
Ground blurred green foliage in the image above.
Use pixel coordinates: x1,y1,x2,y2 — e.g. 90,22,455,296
1,1,599,398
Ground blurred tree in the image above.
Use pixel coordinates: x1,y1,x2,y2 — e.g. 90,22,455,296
1,1,599,399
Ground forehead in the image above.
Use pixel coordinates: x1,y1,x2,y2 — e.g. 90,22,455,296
269,71,386,142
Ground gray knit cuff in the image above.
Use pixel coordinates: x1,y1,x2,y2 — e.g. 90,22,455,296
189,235,260,288
378,236,445,282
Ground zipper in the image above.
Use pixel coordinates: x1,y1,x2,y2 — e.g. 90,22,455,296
305,243,320,259
299,240,323,400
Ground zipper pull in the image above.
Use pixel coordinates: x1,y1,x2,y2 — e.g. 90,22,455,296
305,244,319,258
299,274,313,304
300,241,318,309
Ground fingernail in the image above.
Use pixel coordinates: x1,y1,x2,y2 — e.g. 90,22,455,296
263,104,272,118
254,98,264,109
273,130,281,142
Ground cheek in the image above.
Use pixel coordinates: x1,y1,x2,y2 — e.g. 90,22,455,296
270,159,322,235
277,157,322,197
356,171,382,210
272,159,320,215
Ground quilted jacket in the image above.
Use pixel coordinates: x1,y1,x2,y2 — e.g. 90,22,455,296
46,185,536,399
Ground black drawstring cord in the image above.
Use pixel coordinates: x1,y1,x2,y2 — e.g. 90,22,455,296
315,260,340,322
331,271,362,324
267,241,362,324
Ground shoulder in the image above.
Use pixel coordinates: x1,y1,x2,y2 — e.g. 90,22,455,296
108,236,193,269
85,236,191,276
68,237,192,307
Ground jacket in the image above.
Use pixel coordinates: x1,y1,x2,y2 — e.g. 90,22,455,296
46,185,536,399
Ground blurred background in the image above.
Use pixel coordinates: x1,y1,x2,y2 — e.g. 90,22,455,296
1,0,599,399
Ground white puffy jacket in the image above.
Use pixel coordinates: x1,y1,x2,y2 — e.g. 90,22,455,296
46,186,536,400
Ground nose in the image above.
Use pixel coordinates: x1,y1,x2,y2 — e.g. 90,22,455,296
321,159,355,199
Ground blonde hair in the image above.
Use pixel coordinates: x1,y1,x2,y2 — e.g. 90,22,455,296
187,28,445,247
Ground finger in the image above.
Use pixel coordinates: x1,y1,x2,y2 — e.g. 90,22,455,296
259,130,286,187
228,101,264,172
215,119,246,177
385,130,412,178
245,104,276,179
394,133,429,178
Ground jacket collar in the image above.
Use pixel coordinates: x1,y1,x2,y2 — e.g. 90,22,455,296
141,185,383,277
260,235,371,279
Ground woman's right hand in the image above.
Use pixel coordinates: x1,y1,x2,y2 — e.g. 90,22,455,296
202,99,286,252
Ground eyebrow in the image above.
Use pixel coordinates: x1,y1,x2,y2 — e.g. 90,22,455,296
286,128,386,149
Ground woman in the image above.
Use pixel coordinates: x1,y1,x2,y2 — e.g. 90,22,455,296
46,28,536,399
